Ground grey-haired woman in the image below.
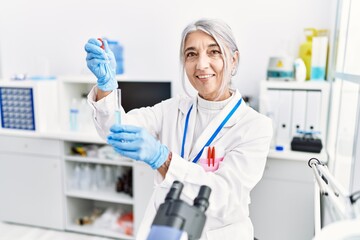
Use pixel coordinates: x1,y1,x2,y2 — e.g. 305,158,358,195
85,18,272,239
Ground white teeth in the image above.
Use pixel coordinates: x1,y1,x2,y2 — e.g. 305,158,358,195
197,74,213,79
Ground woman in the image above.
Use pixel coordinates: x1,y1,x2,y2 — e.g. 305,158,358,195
85,18,272,240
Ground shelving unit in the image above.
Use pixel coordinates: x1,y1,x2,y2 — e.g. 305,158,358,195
57,76,164,239
259,80,330,150
0,75,167,239
62,137,153,239
249,80,330,240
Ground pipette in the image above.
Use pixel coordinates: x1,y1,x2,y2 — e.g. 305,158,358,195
115,89,122,125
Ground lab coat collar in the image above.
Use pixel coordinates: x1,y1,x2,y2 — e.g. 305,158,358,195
178,95,194,115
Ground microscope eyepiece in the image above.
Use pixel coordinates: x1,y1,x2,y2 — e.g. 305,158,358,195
193,185,211,212
165,181,184,201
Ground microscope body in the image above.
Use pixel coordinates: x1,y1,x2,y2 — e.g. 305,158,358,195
147,181,211,240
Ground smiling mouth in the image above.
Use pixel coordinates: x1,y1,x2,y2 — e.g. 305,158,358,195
196,74,215,79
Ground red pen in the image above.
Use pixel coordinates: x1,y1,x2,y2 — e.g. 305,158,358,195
207,147,211,167
212,147,215,167
98,38,105,50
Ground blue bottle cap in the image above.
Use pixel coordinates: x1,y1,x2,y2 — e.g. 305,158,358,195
275,145,284,151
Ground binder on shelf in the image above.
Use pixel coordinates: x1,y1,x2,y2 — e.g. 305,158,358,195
275,90,293,149
291,90,307,137
305,91,322,133
263,89,281,148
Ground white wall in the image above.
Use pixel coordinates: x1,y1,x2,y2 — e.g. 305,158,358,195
0,0,335,107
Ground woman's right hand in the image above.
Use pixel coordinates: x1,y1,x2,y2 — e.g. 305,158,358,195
84,38,118,92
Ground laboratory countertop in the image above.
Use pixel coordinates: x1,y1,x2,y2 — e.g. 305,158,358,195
267,148,328,162
0,129,106,144
0,129,328,161
313,219,360,240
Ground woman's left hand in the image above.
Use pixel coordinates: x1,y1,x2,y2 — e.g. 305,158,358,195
107,125,169,169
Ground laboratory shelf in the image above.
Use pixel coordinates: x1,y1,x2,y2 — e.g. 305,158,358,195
65,155,134,167
262,80,330,91
65,190,134,205
0,129,105,143
66,224,134,240
267,149,328,162
57,132,105,144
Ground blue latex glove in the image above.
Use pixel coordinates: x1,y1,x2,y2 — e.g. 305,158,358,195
107,125,169,169
84,38,117,91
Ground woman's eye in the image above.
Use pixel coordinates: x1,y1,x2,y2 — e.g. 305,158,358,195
210,50,221,55
186,52,196,58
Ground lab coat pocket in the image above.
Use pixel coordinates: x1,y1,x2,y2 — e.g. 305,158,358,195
198,146,224,172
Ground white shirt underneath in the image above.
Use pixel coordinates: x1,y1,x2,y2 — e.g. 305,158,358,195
191,91,234,152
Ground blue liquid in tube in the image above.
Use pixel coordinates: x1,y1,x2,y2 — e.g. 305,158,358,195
115,89,122,125
115,110,121,125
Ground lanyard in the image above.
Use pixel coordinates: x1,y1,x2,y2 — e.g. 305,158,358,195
180,105,193,158
180,98,242,163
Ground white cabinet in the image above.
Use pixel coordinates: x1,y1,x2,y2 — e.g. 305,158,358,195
0,135,64,230
249,150,326,240
251,81,330,240
259,81,330,150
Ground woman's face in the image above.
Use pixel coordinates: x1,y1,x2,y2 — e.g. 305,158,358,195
183,30,227,101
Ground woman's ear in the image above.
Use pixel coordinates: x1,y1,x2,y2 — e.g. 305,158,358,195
232,51,239,68
231,51,239,75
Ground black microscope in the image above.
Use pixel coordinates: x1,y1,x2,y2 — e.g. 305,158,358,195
147,181,211,240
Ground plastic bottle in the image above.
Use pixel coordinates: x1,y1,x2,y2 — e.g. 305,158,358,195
69,98,79,131
78,94,92,132
80,164,92,190
72,164,82,189
299,28,318,80
294,58,306,82
108,40,124,75
310,29,329,81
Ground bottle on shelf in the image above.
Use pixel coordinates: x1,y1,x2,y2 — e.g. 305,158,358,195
299,28,318,80
79,164,92,191
69,98,79,131
310,29,329,81
94,164,106,191
71,163,82,190
107,39,124,75
78,94,93,132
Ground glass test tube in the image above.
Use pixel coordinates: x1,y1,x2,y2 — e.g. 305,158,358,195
115,89,122,125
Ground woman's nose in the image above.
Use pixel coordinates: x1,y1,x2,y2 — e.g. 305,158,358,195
196,54,210,70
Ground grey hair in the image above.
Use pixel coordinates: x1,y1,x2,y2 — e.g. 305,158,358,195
179,18,239,100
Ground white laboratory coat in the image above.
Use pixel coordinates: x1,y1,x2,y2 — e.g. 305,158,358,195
88,86,272,240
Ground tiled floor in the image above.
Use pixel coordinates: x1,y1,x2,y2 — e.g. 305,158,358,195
0,222,113,240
